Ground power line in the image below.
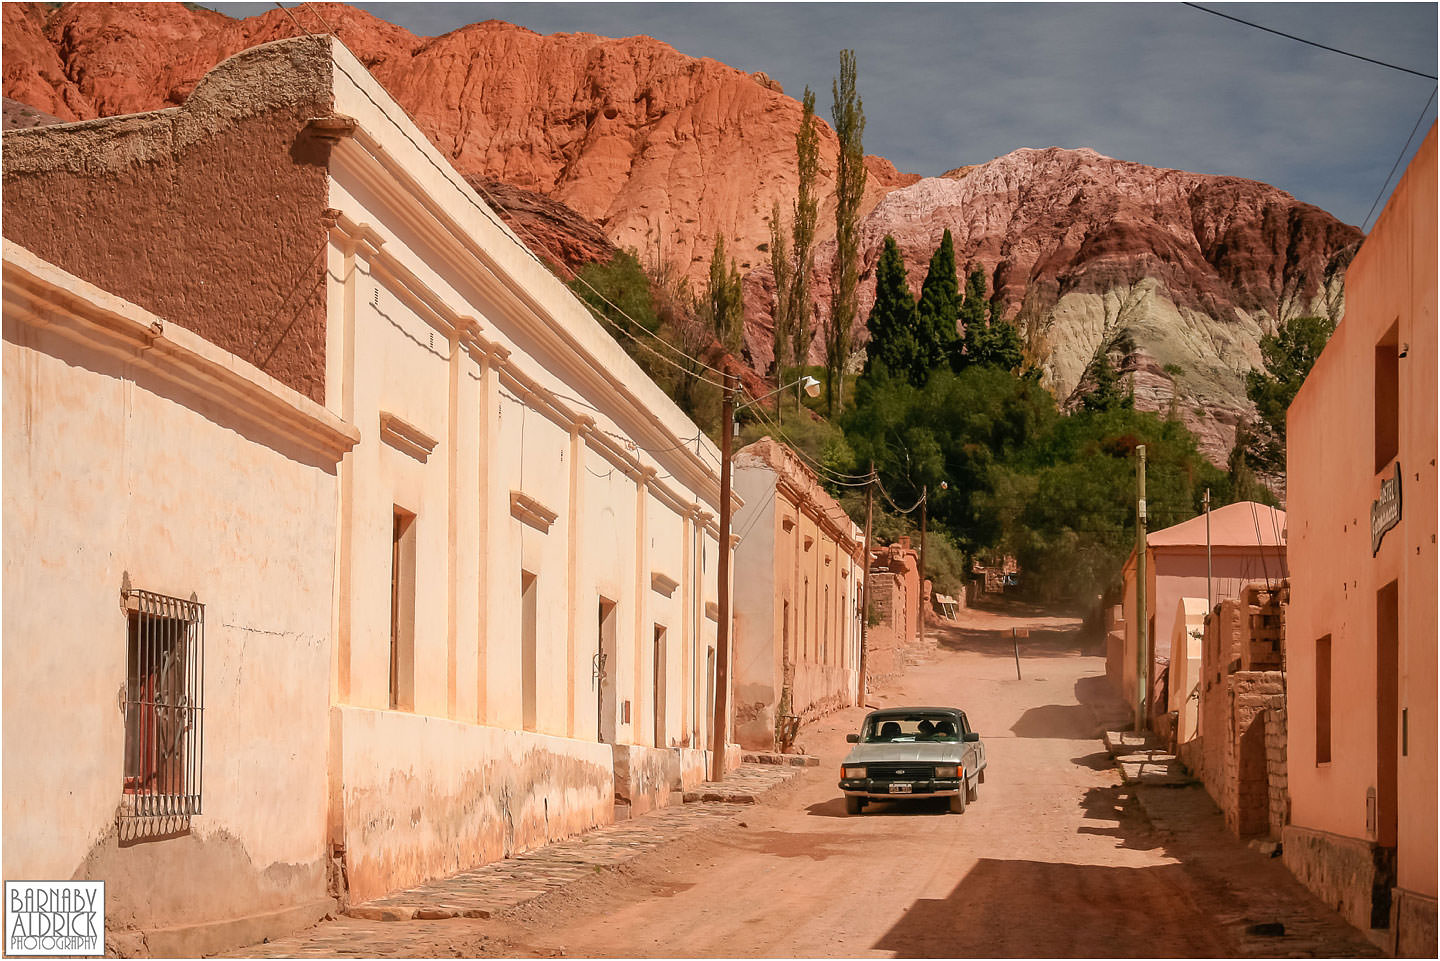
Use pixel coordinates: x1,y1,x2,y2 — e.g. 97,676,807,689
1182,3,1437,80
1361,86,1438,232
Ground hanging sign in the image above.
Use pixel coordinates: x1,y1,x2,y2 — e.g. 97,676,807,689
1371,462,1402,556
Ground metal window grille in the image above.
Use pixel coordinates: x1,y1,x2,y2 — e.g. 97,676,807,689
123,589,203,819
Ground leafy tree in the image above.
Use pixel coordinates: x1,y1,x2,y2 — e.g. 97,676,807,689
699,234,744,355
571,249,670,388
863,235,921,383
990,405,1227,602
914,229,961,374
1242,315,1334,475
844,365,1055,556
788,86,821,388
826,49,866,416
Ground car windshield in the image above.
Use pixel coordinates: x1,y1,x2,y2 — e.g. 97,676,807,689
862,714,959,742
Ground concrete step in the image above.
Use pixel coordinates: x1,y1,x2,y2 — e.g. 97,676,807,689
1115,751,1195,786
740,751,820,767
1103,729,1157,754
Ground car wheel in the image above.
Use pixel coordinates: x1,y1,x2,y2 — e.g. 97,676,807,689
979,768,986,784
966,777,979,803
949,790,967,814
844,795,863,815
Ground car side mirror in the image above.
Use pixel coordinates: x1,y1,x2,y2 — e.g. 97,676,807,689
963,731,980,742
846,733,860,743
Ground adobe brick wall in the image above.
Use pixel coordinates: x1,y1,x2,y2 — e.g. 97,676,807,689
866,572,906,681
1,38,335,403
1193,584,1290,840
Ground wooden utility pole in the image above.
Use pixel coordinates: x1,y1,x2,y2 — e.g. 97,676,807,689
918,484,927,647
709,370,737,782
1204,487,1213,610
857,462,874,707
1134,444,1148,733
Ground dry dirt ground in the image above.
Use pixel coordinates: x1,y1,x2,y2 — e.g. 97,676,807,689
255,600,1377,958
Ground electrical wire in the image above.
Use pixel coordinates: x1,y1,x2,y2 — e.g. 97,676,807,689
875,477,926,515
742,402,876,486
1181,3,1437,80
1361,86,1438,232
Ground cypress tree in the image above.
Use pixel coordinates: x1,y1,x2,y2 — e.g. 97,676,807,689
915,229,961,374
953,264,989,371
864,235,920,383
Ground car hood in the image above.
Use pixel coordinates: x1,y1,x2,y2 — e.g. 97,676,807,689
842,742,963,765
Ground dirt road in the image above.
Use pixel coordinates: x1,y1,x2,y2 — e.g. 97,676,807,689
476,604,1244,957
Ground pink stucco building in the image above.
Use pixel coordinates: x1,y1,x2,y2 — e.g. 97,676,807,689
1284,126,1436,956
1114,501,1288,717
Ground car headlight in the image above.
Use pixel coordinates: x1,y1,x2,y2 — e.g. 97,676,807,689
841,765,867,778
934,764,960,779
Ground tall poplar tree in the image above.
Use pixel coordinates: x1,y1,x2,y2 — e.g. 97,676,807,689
769,200,793,374
700,235,745,355
788,87,821,392
826,50,866,416
915,229,961,373
864,235,920,382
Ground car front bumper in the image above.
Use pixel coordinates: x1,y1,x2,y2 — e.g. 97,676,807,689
838,778,963,798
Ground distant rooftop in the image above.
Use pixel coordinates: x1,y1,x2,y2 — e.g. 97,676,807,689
1147,501,1286,549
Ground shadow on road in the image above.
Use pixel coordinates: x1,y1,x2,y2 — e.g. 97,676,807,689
805,796,951,819
935,623,1089,659
1010,703,1098,739
872,857,1226,957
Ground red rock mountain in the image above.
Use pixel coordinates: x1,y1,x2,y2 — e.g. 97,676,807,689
4,1,1363,462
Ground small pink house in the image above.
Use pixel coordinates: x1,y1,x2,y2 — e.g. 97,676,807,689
1115,502,1288,717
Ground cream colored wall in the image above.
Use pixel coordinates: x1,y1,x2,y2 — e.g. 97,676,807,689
2,246,354,930
333,705,613,903
1169,597,1207,744
732,466,780,748
732,461,860,750
322,42,734,896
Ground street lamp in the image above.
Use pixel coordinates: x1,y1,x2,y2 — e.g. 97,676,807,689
710,372,822,781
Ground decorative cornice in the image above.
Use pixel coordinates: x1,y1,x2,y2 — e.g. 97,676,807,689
3,241,360,464
510,490,558,533
651,571,680,597
379,411,438,462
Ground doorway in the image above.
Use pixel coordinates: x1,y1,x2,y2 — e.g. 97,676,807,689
597,598,617,743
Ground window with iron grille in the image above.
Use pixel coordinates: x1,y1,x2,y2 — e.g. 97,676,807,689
123,589,204,819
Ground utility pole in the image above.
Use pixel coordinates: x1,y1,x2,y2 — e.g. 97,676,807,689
918,484,927,647
709,370,737,782
1204,487,1213,611
857,462,874,707
1134,444,1148,733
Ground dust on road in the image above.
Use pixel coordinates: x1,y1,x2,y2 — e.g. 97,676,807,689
477,603,1235,958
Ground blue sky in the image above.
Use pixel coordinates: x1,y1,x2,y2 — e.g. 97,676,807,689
216,2,1438,229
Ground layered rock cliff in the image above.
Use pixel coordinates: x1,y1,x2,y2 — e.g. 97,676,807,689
804,148,1361,461
4,1,1363,462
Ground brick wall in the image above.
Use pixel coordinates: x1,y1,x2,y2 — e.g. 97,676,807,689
1193,581,1291,840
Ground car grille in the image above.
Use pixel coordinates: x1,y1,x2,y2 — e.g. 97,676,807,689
867,764,936,780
